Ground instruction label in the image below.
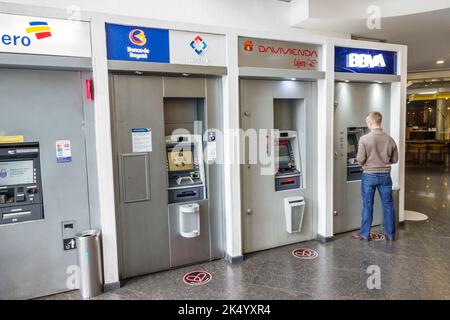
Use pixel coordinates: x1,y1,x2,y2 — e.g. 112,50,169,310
56,140,72,163
132,128,152,153
207,131,217,162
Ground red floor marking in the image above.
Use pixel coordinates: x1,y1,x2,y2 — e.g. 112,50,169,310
292,248,318,260
183,270,212,286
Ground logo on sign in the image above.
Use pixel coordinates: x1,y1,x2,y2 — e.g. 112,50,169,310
129,29,147,46
190,35,208,55
243,39,319,70
0,20,52,48
243,40,253,52
0,169,7,179
26,21,52,40
347,53,386,69
258,45,318,58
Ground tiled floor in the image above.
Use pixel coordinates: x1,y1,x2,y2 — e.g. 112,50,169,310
41,163,450,300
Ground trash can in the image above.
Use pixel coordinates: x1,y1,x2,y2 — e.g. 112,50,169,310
75,229,103,299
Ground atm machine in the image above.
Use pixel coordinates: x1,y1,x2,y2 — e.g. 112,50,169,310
166,134,206,204
0,143,43,225
240,80,317,254
333,82,390,234
0,68,96,300
275,131,302,191
110,75,224,279
346,127,369,181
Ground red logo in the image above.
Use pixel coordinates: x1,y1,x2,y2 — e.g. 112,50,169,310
243,40,254,52
292,248,318,259
258,45,318,57
129,29,147,46
183,270,212,286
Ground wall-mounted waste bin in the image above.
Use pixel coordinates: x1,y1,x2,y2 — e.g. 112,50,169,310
179,203,200,238
284,196,305,233
75,229,103,299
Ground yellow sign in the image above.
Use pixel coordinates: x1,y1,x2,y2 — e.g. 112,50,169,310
0,136,24,144
408,92,450,101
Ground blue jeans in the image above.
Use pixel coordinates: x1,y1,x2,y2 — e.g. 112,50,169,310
360,172,395,239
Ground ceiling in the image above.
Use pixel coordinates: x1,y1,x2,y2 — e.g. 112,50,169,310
279,0,450,72
352,8,450,72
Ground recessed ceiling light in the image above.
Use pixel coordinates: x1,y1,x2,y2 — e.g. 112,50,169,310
436,60,445,64
290,78,296,81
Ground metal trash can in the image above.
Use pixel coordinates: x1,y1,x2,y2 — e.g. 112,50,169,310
75,229,103,299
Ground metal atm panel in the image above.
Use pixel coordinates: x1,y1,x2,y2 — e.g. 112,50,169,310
111,75,170,278
111,74,224,277
0,68,92,300
240,79,317,254
333,82,390,234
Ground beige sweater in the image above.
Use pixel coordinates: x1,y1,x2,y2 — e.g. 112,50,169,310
356,128,398,173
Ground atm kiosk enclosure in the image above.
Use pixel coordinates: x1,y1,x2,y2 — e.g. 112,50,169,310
333,81,390,234
0,143,43,225
110,74,224,278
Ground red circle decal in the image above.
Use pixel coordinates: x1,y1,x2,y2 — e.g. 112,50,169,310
292,248,318,259
183,270,212,286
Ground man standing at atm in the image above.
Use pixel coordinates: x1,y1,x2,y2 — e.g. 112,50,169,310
352,112,399,241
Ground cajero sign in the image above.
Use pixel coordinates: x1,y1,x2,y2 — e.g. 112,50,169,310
0,13,92,57
238,37,322,71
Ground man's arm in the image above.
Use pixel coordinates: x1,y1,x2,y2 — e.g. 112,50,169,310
356,139,367,165
390,139,399,164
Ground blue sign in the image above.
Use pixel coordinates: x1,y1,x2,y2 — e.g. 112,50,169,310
335,46,397,75
105,23,170,63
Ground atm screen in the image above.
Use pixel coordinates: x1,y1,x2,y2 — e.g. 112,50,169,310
167,150,194,172
278,144,291,163
0,160,34,186
347,137,357,154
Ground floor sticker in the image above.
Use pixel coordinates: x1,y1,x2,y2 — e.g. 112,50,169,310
183,270,212,286
404,210,429,221
370,232,386,241
292,248,318,260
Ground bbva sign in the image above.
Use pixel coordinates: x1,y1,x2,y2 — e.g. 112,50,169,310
347,53,386,69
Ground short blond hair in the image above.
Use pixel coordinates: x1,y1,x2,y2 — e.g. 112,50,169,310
367,112,382,126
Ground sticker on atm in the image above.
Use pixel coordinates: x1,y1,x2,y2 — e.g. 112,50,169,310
0,135,24,144
132,128,152,153
56,140,72,163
